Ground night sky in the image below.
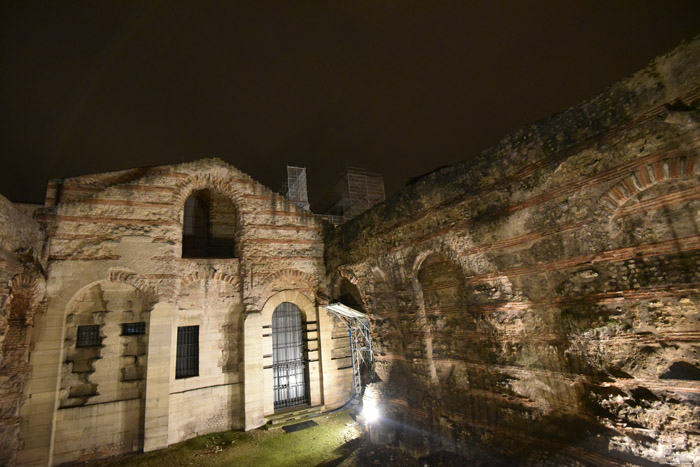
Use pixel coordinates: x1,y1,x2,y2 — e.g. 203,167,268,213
1,2,699,209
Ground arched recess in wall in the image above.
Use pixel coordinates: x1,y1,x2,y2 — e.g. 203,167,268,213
175,176,243,259
592,154,700,381
414,253,472,373
335,276,366,312
56,280,156,454
413,251,504,437
259,290,322,413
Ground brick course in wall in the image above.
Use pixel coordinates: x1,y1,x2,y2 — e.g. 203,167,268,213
0,159,356,466
2,36,700,467
325,37,700,465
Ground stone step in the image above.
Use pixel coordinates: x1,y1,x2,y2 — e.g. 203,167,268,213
266,405,323,427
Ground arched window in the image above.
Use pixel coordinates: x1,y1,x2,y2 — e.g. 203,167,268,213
182,190,236,258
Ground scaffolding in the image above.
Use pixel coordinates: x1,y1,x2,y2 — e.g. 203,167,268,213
282,165,310,211
325,167,385,224
324,303,374,396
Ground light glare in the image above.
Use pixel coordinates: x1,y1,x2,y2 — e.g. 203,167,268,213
362,401,380,423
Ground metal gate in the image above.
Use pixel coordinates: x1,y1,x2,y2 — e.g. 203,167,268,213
272,302,308,410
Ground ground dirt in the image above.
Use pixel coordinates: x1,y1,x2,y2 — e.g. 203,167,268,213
70,410,463,467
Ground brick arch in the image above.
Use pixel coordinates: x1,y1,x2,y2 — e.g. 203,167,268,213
165,269,242,303
331,267,360,292
411,244,466,279
7,273,45,325
180,270,241,289
601,154,699,212
108,270,159,305
260,268,319,293
10,273,45,306
172,174,246,222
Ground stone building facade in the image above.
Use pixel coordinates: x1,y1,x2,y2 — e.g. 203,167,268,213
1,161,354,465
1,37,700,466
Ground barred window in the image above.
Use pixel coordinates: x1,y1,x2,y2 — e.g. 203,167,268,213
76,325,101,347
122,322,146,336
176,325,199,379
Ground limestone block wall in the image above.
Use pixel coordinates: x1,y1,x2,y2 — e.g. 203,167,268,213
325,38,700,465
167,276,245,444
14,159,352,465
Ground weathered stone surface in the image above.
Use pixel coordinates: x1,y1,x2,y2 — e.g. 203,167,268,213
2,35,700,467
0,195,46,467
325,37,700,465
1,159,353,466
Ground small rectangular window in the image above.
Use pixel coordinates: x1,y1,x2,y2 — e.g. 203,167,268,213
122,322,146,336
76,325,101,347
176,325,199,379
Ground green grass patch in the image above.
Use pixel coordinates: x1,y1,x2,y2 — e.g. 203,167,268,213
91,410,362,467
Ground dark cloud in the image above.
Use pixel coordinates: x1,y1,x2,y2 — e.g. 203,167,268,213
1,1,698,208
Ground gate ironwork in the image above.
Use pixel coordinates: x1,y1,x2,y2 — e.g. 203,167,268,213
272,302,308,410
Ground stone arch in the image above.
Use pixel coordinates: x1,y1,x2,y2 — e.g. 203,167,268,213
413,252,470,361
174,174,244,259
55,279,156,457
260,289,316,325
257,290,322,414
60,280,156,405
334,277,366,311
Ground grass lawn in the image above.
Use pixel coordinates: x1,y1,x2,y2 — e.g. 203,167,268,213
87,410,364,467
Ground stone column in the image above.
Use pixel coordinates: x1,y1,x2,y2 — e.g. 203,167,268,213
143,302,173,452
243,311,264,430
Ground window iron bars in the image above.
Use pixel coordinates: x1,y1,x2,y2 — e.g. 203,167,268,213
122,322,146,336
76,325,101,347
176,325,199,379
272,302,308,410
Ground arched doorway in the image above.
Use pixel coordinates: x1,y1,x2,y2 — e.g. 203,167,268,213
272,302,308,410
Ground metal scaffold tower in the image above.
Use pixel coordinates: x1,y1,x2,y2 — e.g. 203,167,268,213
282,165,310,211
325,167,385,224
324,303,375,396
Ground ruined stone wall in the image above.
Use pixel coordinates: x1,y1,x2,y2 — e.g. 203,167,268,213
326,38,700,465
15,159,350,466
0,196,45,467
